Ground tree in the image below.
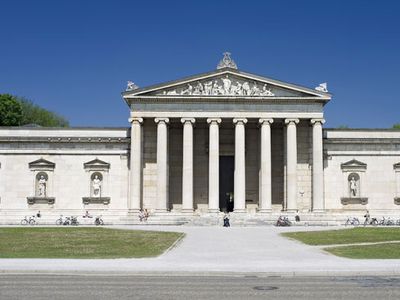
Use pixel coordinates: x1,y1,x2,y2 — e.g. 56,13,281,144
337,125,349,129
0,94,69,127
393,124,400,129
18,98,69,127
0,94,23,126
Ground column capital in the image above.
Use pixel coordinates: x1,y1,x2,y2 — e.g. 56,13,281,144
310,118,326,125
259,118,274,125
181,118,196,124
128,117,143,124
155,118,170,124
233,118,248,125
285,118,299,125
207,118,222,125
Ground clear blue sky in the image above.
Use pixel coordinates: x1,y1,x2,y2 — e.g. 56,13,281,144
1,0,399,128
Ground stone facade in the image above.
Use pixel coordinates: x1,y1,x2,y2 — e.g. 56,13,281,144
0,57,399,224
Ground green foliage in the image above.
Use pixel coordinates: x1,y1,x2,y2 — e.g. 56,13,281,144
0,94,23,126
337,125,349,129
18,97,69,127
392,123,400,129
0,94,69,127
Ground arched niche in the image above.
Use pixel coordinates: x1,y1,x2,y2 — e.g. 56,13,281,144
82,158,110,205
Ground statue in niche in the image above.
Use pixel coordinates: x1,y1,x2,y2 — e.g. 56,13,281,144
349,176,358,197
38,175,47,197
92,175,102,197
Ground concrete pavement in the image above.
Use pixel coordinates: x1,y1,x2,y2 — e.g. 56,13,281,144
0,225,399,275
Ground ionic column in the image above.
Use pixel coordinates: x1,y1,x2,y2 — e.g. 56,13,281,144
233,118,247,212
207,118,221,212
311,118,325,212
285,118,299,211
129,117,143,212
259,118,273,212
181,118,195,212
155,118,169,211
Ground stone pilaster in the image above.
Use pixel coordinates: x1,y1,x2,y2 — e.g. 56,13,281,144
155,118,169,211
311,118,325,212
207,118,221,212
285,118,299,211
233,118,247,212
259,118,273,212
181,118,195,212
129,117,143,212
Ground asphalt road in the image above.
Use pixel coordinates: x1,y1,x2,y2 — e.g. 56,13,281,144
1,274,400,299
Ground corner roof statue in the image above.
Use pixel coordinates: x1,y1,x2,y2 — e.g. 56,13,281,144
315,82,328,93
217,52,238,69
126,80,138,91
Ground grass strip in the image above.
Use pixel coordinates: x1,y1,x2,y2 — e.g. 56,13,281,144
325,242,400,259
282,228,400,245
0,227,184,258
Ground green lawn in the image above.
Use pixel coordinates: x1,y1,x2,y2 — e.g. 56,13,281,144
326,243,400,259
282,228,400,259
0,227,184,258
282,228,400,245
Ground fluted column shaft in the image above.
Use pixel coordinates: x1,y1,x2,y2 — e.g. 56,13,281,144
285,118,299,211
155,118,169,211
233,118,247,212
207,118,221,212
181,118,195,212
259,118,273,212
129,117,143,211
311,118,325,211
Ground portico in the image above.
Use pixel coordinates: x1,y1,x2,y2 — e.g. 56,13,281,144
123,54,330,215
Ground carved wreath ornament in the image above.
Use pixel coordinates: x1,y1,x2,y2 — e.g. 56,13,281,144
161,75,275,97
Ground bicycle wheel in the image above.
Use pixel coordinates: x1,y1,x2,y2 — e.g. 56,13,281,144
56,219,62,225
99,219,104,225
21,219,28,225
345,219,350,226
353,219,360,226
29,219,36,225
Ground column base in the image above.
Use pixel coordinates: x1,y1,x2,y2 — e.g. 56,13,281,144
181,209,194,214
285,209,298,213
312,209,325,213
208,209,220,213
258,209,272,214
127,209,140,215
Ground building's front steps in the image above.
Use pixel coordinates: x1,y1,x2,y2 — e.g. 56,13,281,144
0,209,399,226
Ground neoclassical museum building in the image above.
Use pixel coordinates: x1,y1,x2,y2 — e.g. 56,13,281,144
1,53,399,224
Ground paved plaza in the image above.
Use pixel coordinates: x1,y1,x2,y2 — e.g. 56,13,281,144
0,225,399,276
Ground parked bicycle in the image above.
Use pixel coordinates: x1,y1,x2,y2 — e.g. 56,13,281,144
21,215,36,225
345,217,359,226
95,215,104,226
364,217,378,226
56,215,64,225
276,216,291,227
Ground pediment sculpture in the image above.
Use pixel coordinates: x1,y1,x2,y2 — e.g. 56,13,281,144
160,75,275,97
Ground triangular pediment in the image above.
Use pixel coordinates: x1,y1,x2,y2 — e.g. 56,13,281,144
29,158,55,169
341,159,367,170
84,158,110,170
123,68,331,100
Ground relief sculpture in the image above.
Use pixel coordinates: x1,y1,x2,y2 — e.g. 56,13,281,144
162,75,275,97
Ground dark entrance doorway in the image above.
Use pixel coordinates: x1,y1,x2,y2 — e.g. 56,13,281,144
219,156,234,212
